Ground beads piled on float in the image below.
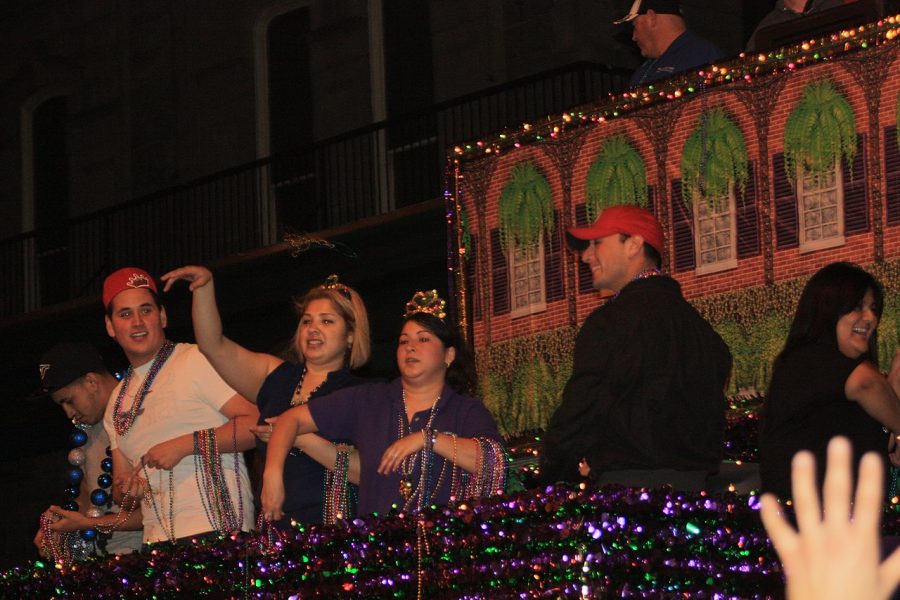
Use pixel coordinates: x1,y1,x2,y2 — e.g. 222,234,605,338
12,482,786,597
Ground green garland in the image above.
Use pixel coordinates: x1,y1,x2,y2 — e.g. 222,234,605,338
784,79,856,186
477,327,575,436
584,135,648,222
497,162,555,251
680,108,748,210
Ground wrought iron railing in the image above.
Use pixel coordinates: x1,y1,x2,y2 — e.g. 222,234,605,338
0,61,628,318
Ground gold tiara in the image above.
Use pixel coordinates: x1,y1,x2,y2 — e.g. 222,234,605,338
404,290,447,321
320,274,352,300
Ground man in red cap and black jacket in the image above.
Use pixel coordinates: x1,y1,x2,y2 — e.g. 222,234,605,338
540,204,732,491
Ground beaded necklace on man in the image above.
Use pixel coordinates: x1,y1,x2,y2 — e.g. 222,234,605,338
112,340,176,436
611,267,663,301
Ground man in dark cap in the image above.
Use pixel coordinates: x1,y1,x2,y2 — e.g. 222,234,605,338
616,0,725,88
32,343,142,558
540,204,732,490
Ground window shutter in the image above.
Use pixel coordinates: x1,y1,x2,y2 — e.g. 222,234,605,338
543,209,565,302
737,161,760,258
490,228,510,315
465,235,481,321
773,153,798,249
843,133,868,234
574,203,594,294
885,126,900,226
671,179,695,272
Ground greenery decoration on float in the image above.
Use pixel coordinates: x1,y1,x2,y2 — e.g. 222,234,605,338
458,204,473,261
783,80,856,185
497,162,554,251
680,108,748,210
477,326,574,436
584,135,648,222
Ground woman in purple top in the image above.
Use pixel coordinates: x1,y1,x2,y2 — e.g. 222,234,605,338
262,290,506,518
162,266,371,526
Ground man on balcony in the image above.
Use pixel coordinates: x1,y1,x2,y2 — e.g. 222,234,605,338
615,0,725,89
101,267,258,544
539,205,732,491
746,0,852,53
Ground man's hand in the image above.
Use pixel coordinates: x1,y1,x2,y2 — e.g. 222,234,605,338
46,506,92,532
141,436,191,470
160,265,213,293
760,436,900,600
115,471,147,509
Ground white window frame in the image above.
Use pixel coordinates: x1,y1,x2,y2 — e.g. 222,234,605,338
798,160,845,253
509,237,546,318
693,192,738,275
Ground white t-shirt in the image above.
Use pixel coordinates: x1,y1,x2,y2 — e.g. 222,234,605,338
103,343,253,543
82,423,143,553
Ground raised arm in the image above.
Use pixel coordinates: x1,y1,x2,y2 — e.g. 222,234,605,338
261,404,320,520
760,437,900,600
160,265,282,402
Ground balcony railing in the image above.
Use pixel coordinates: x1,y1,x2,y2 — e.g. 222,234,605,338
0,61,628,318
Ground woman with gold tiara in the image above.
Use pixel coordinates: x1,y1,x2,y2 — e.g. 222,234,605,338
261,290,506,519
161,266,371,527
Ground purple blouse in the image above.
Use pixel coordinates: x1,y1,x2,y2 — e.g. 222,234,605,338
308,378,502,516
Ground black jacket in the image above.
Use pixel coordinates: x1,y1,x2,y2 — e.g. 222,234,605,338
541,275,732,483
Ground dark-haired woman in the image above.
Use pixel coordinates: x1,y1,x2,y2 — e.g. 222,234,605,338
161,266,371,526
759,262,900,499
261,291,506,519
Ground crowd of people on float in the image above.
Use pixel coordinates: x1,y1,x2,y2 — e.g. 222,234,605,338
28,1,900,596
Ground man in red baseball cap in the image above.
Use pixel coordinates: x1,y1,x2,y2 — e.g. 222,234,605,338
101,266,259,544
541,204,732,491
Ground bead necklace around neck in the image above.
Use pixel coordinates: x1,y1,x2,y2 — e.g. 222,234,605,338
112,340,176,436
290,364,329,406
612,267,663,301
398,388,440,507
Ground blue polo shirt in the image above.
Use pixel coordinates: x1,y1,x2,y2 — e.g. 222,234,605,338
308,378,503,516
629,30,725,88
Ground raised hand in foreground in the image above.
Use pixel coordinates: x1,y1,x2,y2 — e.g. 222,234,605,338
760,436,900,600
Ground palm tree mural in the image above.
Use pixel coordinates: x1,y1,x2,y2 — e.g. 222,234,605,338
784,79,856,185
584,135,648,222
680,107,748,210
498,161,554,251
